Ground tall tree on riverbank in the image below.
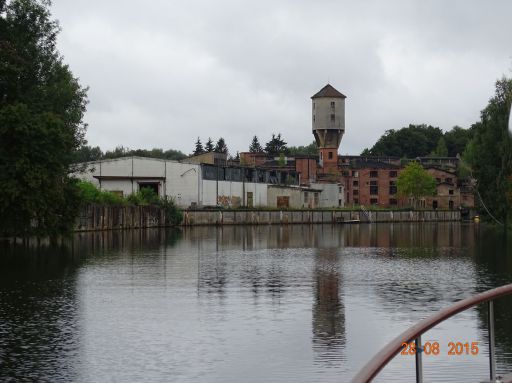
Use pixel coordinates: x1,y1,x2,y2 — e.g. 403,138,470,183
464,77,512,225
0,0,88,236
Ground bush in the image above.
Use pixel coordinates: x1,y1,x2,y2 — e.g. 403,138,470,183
126,187,159,205
97,190,125,205
77,181,125,205
159,197,183,226
77,180,100,202
77,182,183,225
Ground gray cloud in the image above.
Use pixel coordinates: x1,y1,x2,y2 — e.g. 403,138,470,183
52,0,512,155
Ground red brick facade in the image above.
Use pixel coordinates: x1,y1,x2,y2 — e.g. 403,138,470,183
339,161,474,209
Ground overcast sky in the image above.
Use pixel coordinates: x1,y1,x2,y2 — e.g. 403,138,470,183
51,0,512,156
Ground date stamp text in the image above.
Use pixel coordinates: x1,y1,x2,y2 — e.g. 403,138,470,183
401,341,479,356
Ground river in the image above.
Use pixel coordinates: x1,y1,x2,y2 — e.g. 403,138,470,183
1,223,511,382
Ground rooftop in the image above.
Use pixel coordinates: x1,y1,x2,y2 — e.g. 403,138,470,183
311,84,347,99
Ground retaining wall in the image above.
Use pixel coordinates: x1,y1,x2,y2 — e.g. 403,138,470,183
76,204,165,231
75,205,461,231
182,209,461,226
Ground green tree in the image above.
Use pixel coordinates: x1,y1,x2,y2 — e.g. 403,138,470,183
103,146,128,159
0,0,88,236
72,145,103,162
214,137,228,154
365,124,443,157
466,77,512,224
265,133,288,155
163,148,187,160
360,148,371,156
430,137,448,157
193,137,204,155
100,146,186,161
287,141,318,156
205,137,214,152
249,135,263,153
444,125,474,157
396,162,436,208
277,152,286,166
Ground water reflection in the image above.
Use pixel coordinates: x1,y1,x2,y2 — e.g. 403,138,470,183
473,226,512,376
0,244,82,382
0,223,511,382
312,249,345,364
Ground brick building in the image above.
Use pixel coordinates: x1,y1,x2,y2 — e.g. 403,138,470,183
240,84,475,210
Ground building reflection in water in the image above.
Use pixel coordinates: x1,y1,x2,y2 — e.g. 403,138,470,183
312,248,345,364
3,223,512,381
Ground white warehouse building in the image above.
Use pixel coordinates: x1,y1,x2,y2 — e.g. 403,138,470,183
75,156,341,209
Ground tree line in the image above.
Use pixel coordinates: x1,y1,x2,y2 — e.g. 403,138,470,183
191,134,318,157
248,134,317,156
73,145,187,162
74,133,319,165
361,124,474,158
193,137,228,156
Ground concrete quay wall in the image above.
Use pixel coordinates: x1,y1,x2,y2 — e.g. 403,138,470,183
183,209,461,226
74,205,461,231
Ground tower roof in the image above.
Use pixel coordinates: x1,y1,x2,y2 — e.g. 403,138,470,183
311,84,346,99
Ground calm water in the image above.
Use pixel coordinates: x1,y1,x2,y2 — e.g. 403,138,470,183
1,223,512,382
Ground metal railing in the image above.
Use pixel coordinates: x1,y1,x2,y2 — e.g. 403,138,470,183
351,283,512,383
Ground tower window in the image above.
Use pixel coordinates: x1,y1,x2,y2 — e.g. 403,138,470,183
328,152,333,160
330,101,335,109
330,114,335,122
313,115,315,122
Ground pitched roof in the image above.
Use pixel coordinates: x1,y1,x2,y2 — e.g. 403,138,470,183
311,84,347,99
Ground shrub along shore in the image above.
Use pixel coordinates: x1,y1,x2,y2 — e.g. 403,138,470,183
77,181,183,226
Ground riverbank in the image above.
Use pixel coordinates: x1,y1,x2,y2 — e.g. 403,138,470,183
74,204,462,231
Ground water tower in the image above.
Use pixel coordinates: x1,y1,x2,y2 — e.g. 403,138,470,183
311,84,346,169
